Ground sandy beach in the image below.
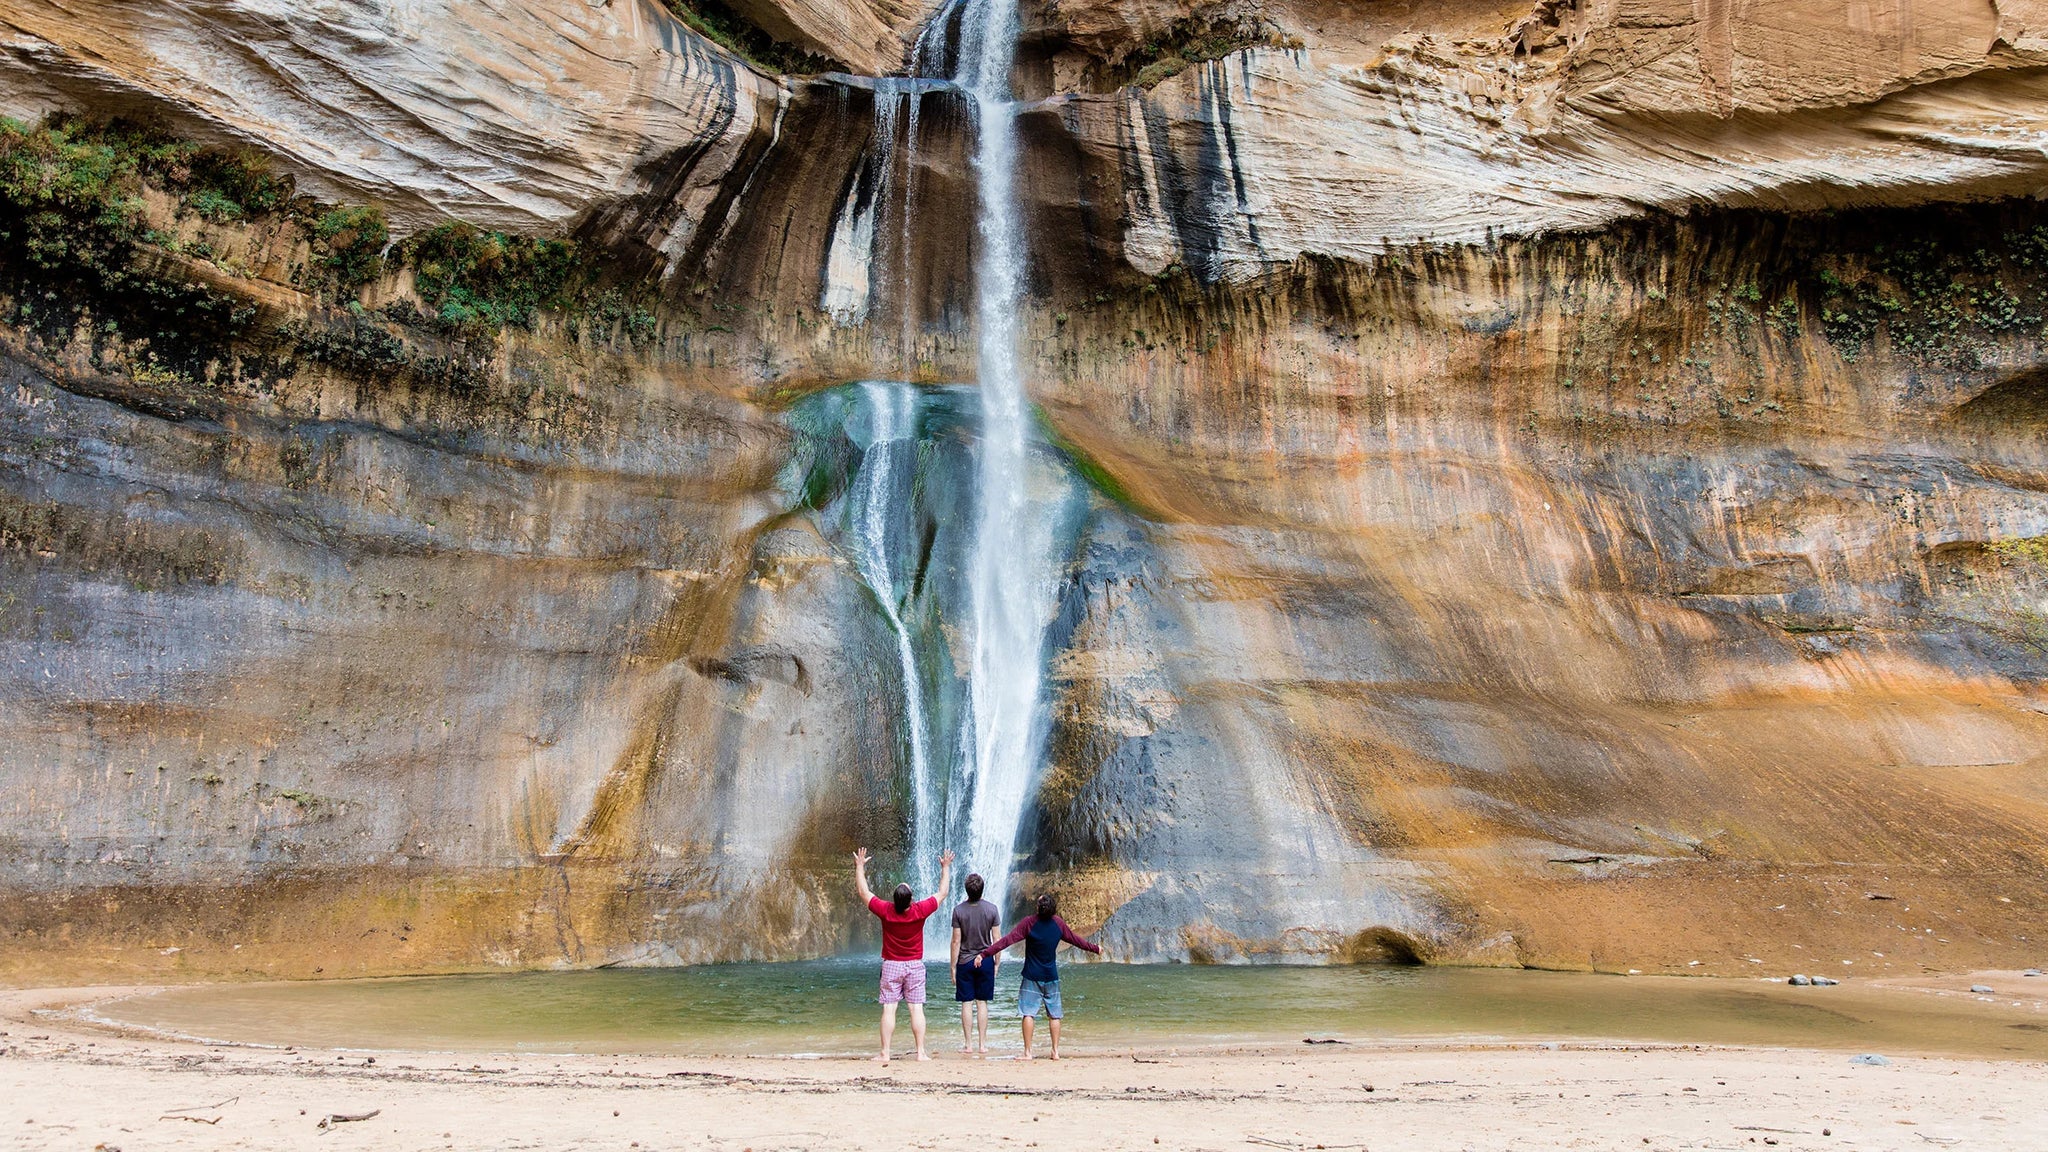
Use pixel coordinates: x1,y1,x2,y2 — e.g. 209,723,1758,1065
6,979,2047,1152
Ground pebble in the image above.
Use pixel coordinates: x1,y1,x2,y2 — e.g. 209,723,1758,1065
1849,1053,1889,1066
1789,974,1813,986
2023,969,2041,978
1813,976,1840,986
1970,984,1994,994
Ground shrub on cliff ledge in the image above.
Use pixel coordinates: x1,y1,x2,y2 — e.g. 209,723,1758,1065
400,222,576,330
312,204,389,294
0,115,146,273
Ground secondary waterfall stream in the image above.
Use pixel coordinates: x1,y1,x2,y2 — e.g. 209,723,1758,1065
841,383,938,880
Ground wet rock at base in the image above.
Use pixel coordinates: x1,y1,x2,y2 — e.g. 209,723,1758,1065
1849,1054,1890,1066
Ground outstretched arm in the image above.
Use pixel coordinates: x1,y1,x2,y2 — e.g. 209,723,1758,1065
933,848,954,904
1056,916,1104,956
974,915,1035,966
853,847,875,905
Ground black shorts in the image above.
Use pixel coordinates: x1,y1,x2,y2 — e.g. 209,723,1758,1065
954,959,996,1002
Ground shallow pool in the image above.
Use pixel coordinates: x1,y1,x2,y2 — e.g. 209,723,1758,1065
81,963,2048,1060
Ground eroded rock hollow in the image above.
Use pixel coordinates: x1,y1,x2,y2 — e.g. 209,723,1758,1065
2,0,2045,980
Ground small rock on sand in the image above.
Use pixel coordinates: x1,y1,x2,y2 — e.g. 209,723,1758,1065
1788,975,1812,986
1971,985,1995,994
1813,976,1839,986
2023,969,2041,978
1849,1054,1889,1067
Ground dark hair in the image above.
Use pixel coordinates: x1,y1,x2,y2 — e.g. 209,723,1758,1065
1036,893,1057,919
964,873,984,901
893,883,913,914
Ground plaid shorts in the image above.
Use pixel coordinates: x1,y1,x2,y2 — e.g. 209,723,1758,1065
878,959,927,1005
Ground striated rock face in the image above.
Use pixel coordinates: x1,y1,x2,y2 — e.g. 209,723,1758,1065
0,0,775,231
1024,207,2048,964
3,0,2047,980
725,0,937,74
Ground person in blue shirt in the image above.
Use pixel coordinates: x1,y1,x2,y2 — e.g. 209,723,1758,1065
973,893,1104,1060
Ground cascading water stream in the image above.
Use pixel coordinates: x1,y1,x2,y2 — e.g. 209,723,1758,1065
842,384,940,897
917,0,1056,919
823,0,1056,921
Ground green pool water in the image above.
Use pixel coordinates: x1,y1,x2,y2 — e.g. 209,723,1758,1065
80,963,2048,1060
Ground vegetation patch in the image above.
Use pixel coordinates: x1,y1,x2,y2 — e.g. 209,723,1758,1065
1109,15,1298,90
1987,535,2048,569
1,111,662,436
311,204,390,294
400,222,577,330
658,0,844,75
257,782,330,811
1806,221,2048,365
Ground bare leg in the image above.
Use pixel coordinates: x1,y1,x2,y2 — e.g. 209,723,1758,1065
960,1003,973,1052
975,1001,989,1054
1048,1017,1062,1060
1020,1013,1035,1059
877,1002,897,1064
909,1003,930,1060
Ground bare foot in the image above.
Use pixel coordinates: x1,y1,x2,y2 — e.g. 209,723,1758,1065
1048,1051,1061,1061
959,1045,972,1054
873,1054,891,1065
915,1051,931,1062
1020,1050,1034,1060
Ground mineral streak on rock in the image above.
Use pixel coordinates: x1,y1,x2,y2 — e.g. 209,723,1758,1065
2,0,2048,980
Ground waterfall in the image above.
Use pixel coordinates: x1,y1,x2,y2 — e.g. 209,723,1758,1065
820,0,1053,920
841,383,940,902
922,0,1055,919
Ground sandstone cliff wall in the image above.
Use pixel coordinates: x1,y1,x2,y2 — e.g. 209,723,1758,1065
1,0,2044,980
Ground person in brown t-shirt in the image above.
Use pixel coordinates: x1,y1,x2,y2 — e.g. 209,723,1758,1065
949,872,1001,1055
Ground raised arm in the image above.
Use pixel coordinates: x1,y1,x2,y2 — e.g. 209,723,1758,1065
1055,916,1103,955
933,848,954,903
853,847,875,905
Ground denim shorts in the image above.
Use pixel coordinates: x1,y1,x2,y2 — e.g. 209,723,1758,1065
1017,977,1062,1019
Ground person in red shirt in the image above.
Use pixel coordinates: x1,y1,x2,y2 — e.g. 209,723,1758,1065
854,846,953,1064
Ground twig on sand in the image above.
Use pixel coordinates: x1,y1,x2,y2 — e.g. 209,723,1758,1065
1302,1039,1347,1046
1246,1139,1367,1150
1916,1136,1963,1147
317,1109,381,1131
160,1115,221,1125
1734,1128,1804,1135
162,1097,239,1116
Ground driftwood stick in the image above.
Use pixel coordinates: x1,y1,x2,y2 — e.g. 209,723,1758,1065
317,1109,382,1130
161,1097,238,1116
